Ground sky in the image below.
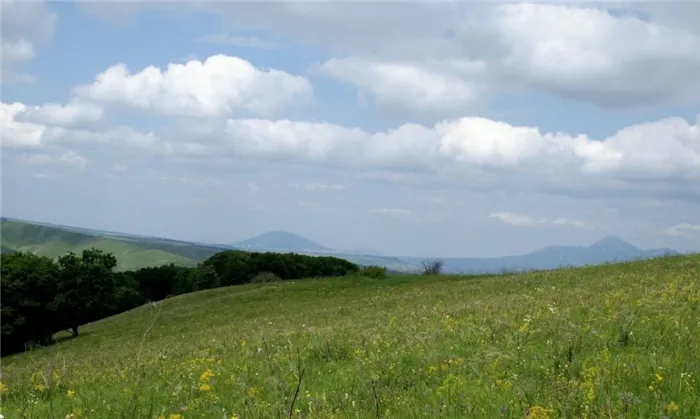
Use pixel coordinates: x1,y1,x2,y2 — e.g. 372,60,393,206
1,1,699,258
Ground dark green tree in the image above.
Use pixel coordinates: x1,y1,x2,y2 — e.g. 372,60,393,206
54,249,118,337
0,252,60,354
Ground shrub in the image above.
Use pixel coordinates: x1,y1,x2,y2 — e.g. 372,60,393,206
421,258,444,275
250,272,282,284
359,265,388,279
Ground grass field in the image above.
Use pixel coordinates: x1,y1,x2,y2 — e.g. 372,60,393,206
1,254,699,418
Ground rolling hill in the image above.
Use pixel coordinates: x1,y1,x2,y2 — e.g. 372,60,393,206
0,219,225,271
2,254,698,417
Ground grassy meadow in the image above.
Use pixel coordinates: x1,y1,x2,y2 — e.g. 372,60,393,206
1,254,699,418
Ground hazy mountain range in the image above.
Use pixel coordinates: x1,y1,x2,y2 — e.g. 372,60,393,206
1,217,680,273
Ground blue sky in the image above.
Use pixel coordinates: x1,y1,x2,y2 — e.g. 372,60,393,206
2,1,699,257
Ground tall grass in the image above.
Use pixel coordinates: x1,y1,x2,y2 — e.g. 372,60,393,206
1,254,698,418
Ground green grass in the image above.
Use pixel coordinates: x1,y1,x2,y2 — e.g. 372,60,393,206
1,255,699,418
0,220,216,271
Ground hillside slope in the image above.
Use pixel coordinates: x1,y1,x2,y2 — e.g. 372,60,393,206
0,220,224,271
2,254,699,418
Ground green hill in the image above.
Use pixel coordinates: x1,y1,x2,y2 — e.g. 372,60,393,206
2,254,699,418
0,219,224,271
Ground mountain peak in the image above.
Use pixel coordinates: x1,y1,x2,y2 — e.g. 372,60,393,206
589,236,640,252
233,231,332,252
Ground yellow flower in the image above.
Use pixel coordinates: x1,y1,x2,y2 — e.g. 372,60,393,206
199,368,215,382
169,415,182,419
526,406,554,419
667,401,679,413
67,390,75,399
656,373,664,382
199,383,211,392
648,385,655,391
0,381,7,394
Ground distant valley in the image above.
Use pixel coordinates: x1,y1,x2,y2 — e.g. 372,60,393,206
0,217,679,273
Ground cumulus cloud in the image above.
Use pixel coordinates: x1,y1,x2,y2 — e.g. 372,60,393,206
74,54,312,117
0,101,161,152
662,223,700,237
319,57,485,114
13,100,104,128
206,114,700,185
193,2,700,111
483,3,700,107
5,95,699,200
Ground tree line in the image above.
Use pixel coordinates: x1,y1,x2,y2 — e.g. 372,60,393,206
0,248,359,356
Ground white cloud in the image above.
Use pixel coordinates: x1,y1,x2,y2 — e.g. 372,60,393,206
208,114,700,186
23,151,87,169
370,208,412,217
1,102,46,148
197,34,278,49
15,100,103,128
1,39,35,63
490,212,546,227
662,223,700,237
484,3,700,107
196,2,700,110
74,54,312,117
491,212,588,228
0,1,57,80
0,101,161,152
319,57,484,113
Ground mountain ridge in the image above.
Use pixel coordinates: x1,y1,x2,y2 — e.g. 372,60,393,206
1,217,683,274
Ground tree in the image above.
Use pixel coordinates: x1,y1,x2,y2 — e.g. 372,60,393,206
421,258,444,275
0,252,60,354
54,249,118,337
190,265,220,291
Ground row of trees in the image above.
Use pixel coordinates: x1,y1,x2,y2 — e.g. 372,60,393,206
1,248,359,356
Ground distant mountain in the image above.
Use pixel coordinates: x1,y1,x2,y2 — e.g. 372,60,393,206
233,231,332,253
400,236,679,274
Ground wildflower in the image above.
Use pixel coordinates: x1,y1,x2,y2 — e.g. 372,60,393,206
648,385,655,391
656,373,664,382
667,401,679,413
526,406,554,419
200,368,215,381
199,383,211,392
169,415,183,419
67,390,75,399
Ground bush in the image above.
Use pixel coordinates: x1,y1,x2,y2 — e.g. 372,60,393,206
421,258,444,275
359,265,388,279
250,272,282,283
